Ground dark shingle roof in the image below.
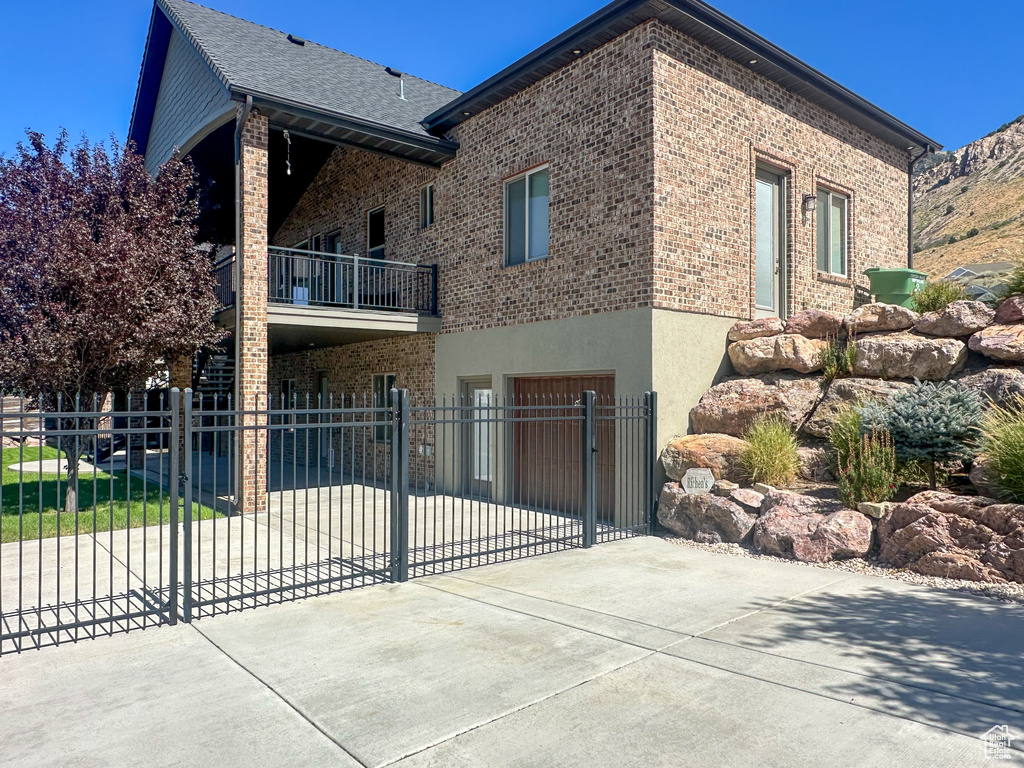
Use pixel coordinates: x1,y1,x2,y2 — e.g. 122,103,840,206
158,0,460,139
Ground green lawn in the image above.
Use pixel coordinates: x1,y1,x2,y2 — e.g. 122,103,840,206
1,446,220,544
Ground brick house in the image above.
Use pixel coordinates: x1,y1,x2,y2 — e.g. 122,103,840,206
130,0,938,511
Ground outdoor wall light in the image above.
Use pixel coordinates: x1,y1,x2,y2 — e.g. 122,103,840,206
802,193,817,213
283,130,292,176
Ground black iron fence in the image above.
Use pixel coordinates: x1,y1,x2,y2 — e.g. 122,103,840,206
0,388,655,653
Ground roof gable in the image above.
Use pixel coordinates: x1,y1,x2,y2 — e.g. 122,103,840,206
158,0,459,138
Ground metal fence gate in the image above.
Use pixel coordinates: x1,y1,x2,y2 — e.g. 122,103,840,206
0,388,656,653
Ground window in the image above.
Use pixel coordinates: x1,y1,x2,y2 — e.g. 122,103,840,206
817,188,848,276
280,379,296,425
372,373,397,442
367,207,385,260
325,231,342,254
504,166,549,266
419,184,435,230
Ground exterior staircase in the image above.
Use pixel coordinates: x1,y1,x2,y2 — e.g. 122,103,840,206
194,354,235,398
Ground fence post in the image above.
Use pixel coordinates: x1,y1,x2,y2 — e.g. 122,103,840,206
168,388,180,625
645,391,658,535
389,388,410,582
353,256,361,309
182,389,194,622
581,390,597,548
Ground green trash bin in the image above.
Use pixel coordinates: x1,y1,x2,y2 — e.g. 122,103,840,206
863,268,927,309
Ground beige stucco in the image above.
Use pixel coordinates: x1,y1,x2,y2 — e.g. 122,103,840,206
433,306,736,515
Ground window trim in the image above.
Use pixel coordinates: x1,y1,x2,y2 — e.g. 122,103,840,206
372,372,397,442
816,187,850,277
503,164,550,267
419,183,435,230
366,206,385,260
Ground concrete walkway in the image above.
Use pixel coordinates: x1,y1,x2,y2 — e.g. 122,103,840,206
2,537,1022,767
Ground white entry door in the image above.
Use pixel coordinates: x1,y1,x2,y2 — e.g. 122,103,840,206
755,168,787,318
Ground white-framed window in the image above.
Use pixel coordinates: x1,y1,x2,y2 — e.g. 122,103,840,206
504,165,549,267
367,207,385,260
419,184,435,230
372,373,397,442
817,188,849,276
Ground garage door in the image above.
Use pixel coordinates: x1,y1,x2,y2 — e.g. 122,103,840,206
512,375,615,520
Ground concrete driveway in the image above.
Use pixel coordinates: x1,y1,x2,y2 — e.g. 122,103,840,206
2,537,1022,767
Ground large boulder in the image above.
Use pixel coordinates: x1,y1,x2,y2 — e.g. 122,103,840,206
660,434,749,483
796,445,834,482
728,334,828,375
846,303,918,335
877,491,1024,583
968,324,1024,363
784,309,845,339
852,333,966,381
657,483,757,544
752,490,871,562
994,295,1024,324
728,317,785,342
690,375,823,437
954,367,1024,408
914,300,994,337
802,378,913,438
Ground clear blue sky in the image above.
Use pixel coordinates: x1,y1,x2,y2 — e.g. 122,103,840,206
1,0,1021,157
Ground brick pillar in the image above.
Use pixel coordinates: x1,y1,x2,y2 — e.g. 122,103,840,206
237,110,269,515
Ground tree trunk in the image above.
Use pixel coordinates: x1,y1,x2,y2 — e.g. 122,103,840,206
59,433,83,517
928,460,937,491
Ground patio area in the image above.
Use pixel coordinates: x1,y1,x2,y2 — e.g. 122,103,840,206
2,536,1020,767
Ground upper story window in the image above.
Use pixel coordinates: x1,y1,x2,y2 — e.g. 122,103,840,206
325,231,342,254
504,166,549,267
367,207,385,260
817,188,848,276
420,184,435,230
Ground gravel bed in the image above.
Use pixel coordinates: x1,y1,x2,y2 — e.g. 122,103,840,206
663,534,1024,606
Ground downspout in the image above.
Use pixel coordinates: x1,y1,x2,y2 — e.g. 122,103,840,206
908,144,931,269
233,94,253,407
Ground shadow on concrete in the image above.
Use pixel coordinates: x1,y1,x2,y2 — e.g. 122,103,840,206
727,584,1024,736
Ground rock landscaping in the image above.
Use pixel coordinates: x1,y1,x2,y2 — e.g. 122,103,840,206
660,300,1024,587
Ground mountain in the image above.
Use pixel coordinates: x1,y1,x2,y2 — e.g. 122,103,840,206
913,115,1024,282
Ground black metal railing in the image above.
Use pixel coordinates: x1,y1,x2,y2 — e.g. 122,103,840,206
268,246,438,316
0,388,655,652
213,256,235,309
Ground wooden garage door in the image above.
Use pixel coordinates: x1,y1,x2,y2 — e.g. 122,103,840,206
512,375,614,520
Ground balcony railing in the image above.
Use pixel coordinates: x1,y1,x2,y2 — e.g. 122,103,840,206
214,256,236,309
214,247,439,317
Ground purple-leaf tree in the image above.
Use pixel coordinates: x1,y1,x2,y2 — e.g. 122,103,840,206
0,131,224,514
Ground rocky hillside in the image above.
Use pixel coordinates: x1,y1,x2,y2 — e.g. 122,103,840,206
914,115,1024,279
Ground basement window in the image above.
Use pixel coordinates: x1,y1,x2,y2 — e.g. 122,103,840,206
504,166,549,267
817,188,849,276
372,373,397,442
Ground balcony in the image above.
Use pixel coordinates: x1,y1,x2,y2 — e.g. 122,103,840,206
216,247,441,353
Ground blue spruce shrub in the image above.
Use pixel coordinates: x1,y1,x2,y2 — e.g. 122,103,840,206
857,381,981,490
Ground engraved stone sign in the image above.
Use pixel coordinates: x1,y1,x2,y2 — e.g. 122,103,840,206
682,467,715,495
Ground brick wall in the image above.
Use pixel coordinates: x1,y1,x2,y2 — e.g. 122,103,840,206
268,334,435,482
273,19,913,332
650,21,910,319
272,22,657,335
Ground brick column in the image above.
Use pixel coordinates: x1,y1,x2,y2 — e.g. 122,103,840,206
237,110,269,515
